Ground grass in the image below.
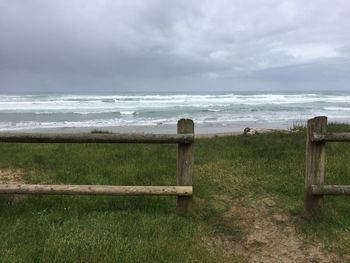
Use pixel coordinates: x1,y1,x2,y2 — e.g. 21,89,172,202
0,124,350,262
90,129,111,134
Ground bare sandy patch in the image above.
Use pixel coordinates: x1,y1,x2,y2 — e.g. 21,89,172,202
0,169,27,202
0,169,25,184
206,197,346,263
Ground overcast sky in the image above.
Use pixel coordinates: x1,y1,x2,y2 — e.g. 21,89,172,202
0,0,350,92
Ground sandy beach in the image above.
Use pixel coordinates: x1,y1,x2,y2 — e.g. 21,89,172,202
0,120,295,135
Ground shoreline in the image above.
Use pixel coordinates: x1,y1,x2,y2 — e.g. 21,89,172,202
1,119,348,136
1,92,350,136
0,121,294,135
0,124,296,139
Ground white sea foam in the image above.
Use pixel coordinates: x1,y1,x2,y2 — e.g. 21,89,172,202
324,106,350,111
120,111,137,115
0,93,350,131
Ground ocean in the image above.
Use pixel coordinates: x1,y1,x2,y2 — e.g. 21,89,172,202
0,92,350,134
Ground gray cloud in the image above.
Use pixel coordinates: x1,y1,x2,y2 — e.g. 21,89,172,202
0,0,349,92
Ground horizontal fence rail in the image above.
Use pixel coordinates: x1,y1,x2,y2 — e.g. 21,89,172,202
0,184,192,196
0,119,195,214
304,116,350,216
311,185,350,196
311,132,350,142
0,132,194,144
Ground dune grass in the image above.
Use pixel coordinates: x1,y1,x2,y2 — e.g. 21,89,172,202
0,124,350,262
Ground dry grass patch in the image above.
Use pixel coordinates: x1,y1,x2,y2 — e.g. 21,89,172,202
0,169,27,202
0,169,25,184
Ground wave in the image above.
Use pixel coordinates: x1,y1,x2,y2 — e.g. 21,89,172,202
0,118,178,131
0,111,348,131
22,110,138,115
324,106,350,111
120,111,137,115
1,92,350,131
2,93,350,111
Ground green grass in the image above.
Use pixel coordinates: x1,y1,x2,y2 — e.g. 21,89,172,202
0,124,350,262
90,129,111,134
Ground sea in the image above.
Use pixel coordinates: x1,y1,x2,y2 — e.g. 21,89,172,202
0,92,350,134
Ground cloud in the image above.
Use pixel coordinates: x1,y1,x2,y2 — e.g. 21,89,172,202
0,0,349,92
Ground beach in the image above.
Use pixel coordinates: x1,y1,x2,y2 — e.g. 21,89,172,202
0,120,292,135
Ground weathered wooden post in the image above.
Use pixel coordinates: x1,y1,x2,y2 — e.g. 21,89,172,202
304,116,327,216
177,119,194,214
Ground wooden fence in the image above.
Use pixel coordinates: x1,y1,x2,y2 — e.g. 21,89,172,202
0,119,194,213
304,116,350,215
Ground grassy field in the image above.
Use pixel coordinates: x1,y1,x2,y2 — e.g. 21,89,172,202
0,124,350,262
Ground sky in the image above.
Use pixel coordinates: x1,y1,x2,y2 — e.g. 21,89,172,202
0,0,349,92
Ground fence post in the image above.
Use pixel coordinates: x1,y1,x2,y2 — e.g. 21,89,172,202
304,116,327,216
177,119,194,214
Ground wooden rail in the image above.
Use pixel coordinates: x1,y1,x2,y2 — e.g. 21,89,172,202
0,119,195,213
312,132,350,142
0,184,192,196
311,185,350,195
0,132,194,144
304,116,350,216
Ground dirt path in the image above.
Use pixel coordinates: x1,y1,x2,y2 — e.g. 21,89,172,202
207,197,346,263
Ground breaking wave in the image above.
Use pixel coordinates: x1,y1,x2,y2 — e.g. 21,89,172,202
0,92,350,131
